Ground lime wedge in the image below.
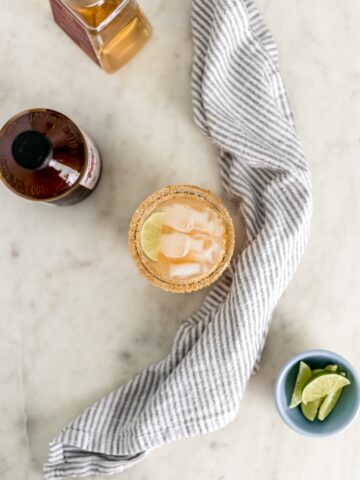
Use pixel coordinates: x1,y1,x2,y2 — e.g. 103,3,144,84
324,364,338,372
317,367,349,421
140,211,165,262
313,365,338,375
302,373,350,405
318,387,344,421
301,397,323,422
289,361,312,408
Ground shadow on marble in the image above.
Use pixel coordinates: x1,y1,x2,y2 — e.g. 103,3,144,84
253,308,313,400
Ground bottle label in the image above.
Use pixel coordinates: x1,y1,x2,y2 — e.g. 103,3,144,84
50,0,100,66
46,130,101,206
79,130,102,190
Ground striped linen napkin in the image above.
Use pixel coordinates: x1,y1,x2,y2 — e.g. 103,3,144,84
44,0,312,477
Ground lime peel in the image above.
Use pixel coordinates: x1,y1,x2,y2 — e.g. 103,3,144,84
324,364,338,372
318,388,344,421
289,361,312,408
301,397,323,422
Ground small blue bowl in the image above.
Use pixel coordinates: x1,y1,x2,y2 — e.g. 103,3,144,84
274,350,360,436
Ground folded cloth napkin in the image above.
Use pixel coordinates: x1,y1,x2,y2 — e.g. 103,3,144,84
44,0,312,477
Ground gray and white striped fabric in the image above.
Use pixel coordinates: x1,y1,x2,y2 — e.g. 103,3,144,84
44,0,312,477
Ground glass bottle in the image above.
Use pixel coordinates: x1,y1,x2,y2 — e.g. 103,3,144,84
129,185,235,293
50,0,152,73
0,109,102,206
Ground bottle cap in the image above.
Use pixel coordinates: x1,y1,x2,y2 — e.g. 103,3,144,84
12,131,52,170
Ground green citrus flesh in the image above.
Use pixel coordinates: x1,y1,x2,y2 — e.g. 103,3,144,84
289,361,312,408
301,397,323,422
313,365,338,376
318,387,344,421
302,372,350,405
324,364,338,372
140,212,165,262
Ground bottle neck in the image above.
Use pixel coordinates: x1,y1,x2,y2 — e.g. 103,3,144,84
12,131,52,171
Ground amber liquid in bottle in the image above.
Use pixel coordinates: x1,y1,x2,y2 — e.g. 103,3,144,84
0,109,102,206
51,0,151,73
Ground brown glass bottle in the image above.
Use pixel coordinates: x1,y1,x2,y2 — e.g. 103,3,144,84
0,109,102,206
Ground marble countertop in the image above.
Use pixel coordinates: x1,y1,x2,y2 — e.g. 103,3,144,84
1,1,359,479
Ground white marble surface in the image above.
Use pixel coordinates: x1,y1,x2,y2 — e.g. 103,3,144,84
0,0,359,479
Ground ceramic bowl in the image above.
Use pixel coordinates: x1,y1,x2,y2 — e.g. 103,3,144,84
274,349,360,436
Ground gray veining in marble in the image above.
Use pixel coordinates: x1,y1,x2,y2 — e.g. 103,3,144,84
0,1,359,479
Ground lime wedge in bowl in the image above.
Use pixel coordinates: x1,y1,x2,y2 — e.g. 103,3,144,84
318,388,344,421
289,361,312,408
274,350,360,436
317,367,346,421
324,364,338,372
302,372,350,405
301,397,323,422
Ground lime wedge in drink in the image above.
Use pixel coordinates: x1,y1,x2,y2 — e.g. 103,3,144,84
318,387,344,421
301,397,323,422
289,361,312,408
302,372,350,405
312,369,323,375
141,211,165,262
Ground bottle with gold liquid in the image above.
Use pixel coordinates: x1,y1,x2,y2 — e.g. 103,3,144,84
50,0,152,73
